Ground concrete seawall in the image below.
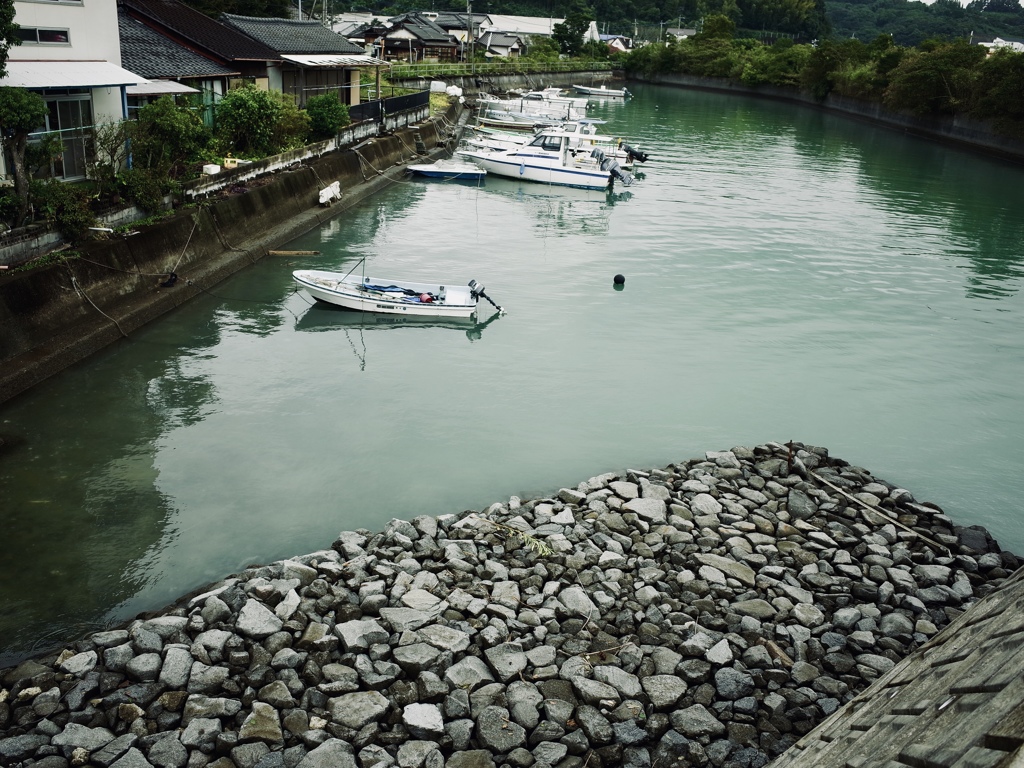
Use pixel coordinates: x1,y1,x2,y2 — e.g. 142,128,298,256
0,114,455,405
640,72,1024,164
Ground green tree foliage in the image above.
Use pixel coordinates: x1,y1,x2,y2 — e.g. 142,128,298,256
523,36,561,61
130,96,211,180
0,87,49,226
882,38,986,115
969,47,1024,137
215,85,283,156
305,94,350,141
0,0,19,78
700,13,737,38
553,5,595,56
270,91,311,151
827,0,1024,47
29,179,95,241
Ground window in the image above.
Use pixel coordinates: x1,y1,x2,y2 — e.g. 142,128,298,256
16,27,71,45
28,93,93,180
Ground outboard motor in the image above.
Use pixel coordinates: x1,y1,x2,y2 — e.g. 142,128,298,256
619,142,649,163
469,280,506,314
590,147,606,164
605,159,634,188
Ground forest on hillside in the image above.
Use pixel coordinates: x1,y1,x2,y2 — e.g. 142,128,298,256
187,0,1024,46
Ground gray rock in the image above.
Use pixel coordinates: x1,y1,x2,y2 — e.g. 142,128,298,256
445,751,495,768
335,619,389,652
110,747,154,768
394,643,443,673
670,705,726,738
557,586,597,619
159,646,193,689
239,702,284,744
787,489,818,520
476,705,527,752
419,624,471,653
296,739,357,768
379,608,436,632
641,675,687,709
126,653,162,682
236,599,283,639
572,677,621,706
327,691,390,729
148,734,188,768
714,668,754,700
484,643,528,682
693,554,755,587
731,600,777,620
403,703,445,739
593,666,642,699
623,497,667,524
575,704,614,745
52,723,117,752
445,656,496,691
91,734,138,767
179,718,221,750
59,650,98,677
0,735,52,762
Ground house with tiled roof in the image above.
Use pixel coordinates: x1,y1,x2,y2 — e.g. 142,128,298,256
477,31,524,58
219,14,388,106
118,8,238,121
371,13,459,63
119,0,278,85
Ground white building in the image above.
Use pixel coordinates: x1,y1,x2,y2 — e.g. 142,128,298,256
1,0,145,180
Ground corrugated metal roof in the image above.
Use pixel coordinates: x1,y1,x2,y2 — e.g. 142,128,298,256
0,60,146,89
127,80,200,95
280,54,389,67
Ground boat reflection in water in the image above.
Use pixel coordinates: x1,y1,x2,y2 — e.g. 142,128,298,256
481,177,633,237
294,304,504,368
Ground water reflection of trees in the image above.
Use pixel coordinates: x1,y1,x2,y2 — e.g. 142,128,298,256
788,110,1024,300
0,316,226,666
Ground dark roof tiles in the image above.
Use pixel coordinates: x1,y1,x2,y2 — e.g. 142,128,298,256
118,9,238,78
220,14,365,54
120,0,278,61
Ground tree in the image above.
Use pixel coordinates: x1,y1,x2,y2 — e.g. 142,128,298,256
1,0,19,78
305,94,350,141
0,87,49,226
215,85,283,156
552,5,595,57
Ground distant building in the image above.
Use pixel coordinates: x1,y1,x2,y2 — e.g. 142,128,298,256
600,34,633,53
978,35,1024,53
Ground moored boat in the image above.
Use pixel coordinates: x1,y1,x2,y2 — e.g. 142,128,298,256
464,120,649,168
407,158,486,181
293,270,503,317
572,84,632,99
457,129,634,191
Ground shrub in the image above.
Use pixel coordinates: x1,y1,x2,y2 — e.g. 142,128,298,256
31,179,95,241
215,85,282,157
271,91,311,151
118,168,167,213
130,96,210,180
305,94,350,141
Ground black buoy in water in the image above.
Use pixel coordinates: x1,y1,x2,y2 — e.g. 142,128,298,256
613,274,625,285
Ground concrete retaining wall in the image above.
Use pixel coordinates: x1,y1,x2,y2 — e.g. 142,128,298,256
0,111,454,405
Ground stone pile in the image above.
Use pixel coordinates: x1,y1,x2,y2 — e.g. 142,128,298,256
1,442,1018,768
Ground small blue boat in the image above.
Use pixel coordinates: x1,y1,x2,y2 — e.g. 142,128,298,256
408,158,487,181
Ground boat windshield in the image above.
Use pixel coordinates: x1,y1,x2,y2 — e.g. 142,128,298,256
528,134,563,151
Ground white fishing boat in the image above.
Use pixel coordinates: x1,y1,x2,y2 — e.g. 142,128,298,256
464,120,649,168
572,84,632,99
407,158,486,180
457,129,634,191
293,269,503,318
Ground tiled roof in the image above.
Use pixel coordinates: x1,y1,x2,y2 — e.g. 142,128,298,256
120,0,278,62
479,31,521,47
387,15,455,45
220,14,365,55
119,9,238,79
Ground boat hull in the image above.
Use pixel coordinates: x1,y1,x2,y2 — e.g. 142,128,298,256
456,150,611,191
293,270,479,318
408,161,486,181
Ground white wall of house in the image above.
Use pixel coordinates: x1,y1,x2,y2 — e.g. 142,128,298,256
11,0,123,65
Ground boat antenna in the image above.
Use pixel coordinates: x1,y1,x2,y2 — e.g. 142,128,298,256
468,279,506,315
340,257,366,283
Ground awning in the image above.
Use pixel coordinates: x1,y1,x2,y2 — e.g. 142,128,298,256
0,60,147,89
281,54,389,67
127,80,200,96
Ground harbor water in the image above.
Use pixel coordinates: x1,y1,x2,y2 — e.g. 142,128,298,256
1,83,1023,665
